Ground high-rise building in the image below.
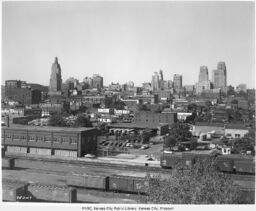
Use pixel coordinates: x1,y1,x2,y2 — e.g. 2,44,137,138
184,85,195,95
65,77,79,89
167,80,173,89
195,81,212,94
152,72,160,91
92,74,103,89
196,66,211,94
173,74,182,90
199,66,209,82
159,70,163,81
49,57,62,95
212,62,227,92
83,77,93,89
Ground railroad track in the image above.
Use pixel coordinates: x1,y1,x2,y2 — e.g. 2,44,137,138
5,154,255,182
5,154,168,174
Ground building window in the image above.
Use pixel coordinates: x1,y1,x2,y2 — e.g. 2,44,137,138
62,137,69,144
6,134,12,140
29,135,36,142
20,135,27,141
13,134,20,141
37,136,44,142
70,137,77,144
226,133,231,137
53,136,61,143
45,136,51,143
235,134,241,138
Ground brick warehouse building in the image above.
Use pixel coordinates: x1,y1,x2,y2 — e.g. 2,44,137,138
133,111,177,126
2,126,98,158
5,80,42,105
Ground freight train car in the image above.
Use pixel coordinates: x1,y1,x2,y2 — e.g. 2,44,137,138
109,175,149,194
216,155,255,174
161,152,255,175
234,157,255,174
2,157,15,169
66,174,109,190
160,151,216,169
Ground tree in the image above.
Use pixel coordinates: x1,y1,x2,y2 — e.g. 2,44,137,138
237,91,247,98
185,112,197,124
227,85,236,96
137,104,150,111
187,103,197,112
231,99,238,104
164,135,176,148
143,158,243,204
164,123,194,150
73,114,92,127
205,100,212,108
169,123,192,142
48,114,67,127
113,100,126,110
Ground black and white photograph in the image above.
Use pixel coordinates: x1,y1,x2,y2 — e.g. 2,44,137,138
0,0,255,208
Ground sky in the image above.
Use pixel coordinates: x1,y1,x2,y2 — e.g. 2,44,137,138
1,1,255,88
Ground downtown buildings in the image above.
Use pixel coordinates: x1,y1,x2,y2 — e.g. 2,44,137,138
212,61,227,93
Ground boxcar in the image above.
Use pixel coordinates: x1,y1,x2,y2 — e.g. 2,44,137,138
109,175,134,193
2,158,15,169
160,153,182,169
216,156,234,172
67,174,108,190
234,158,255,174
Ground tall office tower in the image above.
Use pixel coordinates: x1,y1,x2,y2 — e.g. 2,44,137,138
196,66,211,94
83,77,93,88
167,80,173,88
212,61,227,92
65,77,79,89
199,66,209,82
173,74,182,90
152,72,160,91
49,57,62,94
159,70,164,81
92,74,103,89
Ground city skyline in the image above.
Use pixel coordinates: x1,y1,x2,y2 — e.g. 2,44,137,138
2,1,255,88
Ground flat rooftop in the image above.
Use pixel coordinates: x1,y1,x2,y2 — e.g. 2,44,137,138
108,122,168,130
2,125,95,132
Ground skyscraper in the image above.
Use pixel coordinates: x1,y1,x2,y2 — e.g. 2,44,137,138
212,61,227,92
83,77,93,89
152,72,160,91
159,70,163,81
173,74,182,90
196,66,211,94
49,57,62,95
92,74,103,89
199,66,209,82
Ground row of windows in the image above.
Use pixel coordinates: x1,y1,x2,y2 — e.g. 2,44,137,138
226,133,241,138
4,134,78,144
137,119,171,123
